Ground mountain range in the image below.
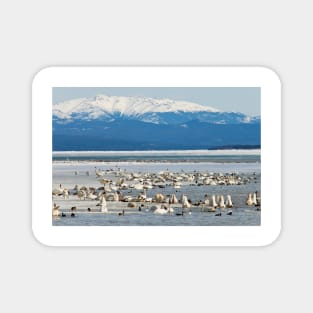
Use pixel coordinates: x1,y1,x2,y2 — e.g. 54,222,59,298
52,95,260,151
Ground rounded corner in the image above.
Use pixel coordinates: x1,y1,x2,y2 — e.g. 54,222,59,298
31,226,53,248
259,225,282,247
257,66,282,88
32,66,56,88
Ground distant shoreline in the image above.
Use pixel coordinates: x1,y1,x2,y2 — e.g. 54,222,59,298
207,145,261,150
53,159,260,164
53,149,261,155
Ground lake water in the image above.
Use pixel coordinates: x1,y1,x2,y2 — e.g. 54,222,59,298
52,150,261,226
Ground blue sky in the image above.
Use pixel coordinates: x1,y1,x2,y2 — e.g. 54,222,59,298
53,87,261,116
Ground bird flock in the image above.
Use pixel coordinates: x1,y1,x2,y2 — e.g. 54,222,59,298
52,167,261,218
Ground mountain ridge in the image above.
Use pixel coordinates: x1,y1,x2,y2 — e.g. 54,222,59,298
53,95,220,120
53,95,260,125
52,95,261,151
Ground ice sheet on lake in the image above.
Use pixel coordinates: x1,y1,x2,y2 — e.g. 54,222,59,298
53,149,261,157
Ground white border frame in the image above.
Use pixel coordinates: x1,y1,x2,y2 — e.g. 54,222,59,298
32,67,281,246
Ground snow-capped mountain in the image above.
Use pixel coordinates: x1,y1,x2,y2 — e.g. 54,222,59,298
53,95,219,120
53,95,260,125
52,95,260,151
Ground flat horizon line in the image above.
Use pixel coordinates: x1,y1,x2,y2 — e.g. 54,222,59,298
52,149,261,155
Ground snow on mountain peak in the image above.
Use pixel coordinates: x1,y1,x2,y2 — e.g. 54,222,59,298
53,95,220,119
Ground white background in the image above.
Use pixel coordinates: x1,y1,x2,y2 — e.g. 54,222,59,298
0,0,309,312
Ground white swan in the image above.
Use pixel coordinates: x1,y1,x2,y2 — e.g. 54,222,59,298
246,193,253,206
211,195,218,208
99,194,108,213
109,183,118,191
153,204,174,214
99,178,109,184
200,194,216,212
52,203,60,216
251,191,261,208
226,195,233,208
200,194,215,212
218,195,225,209
122,195,136,202
203,178,210,185
95,168,105,177
169,194,179,204
181,194,191,209
77,189,86,200
86,191,97,200
204,194,210,205
252,192,257,205
52,184,64,196
62,189,69,199
154,193,165,203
